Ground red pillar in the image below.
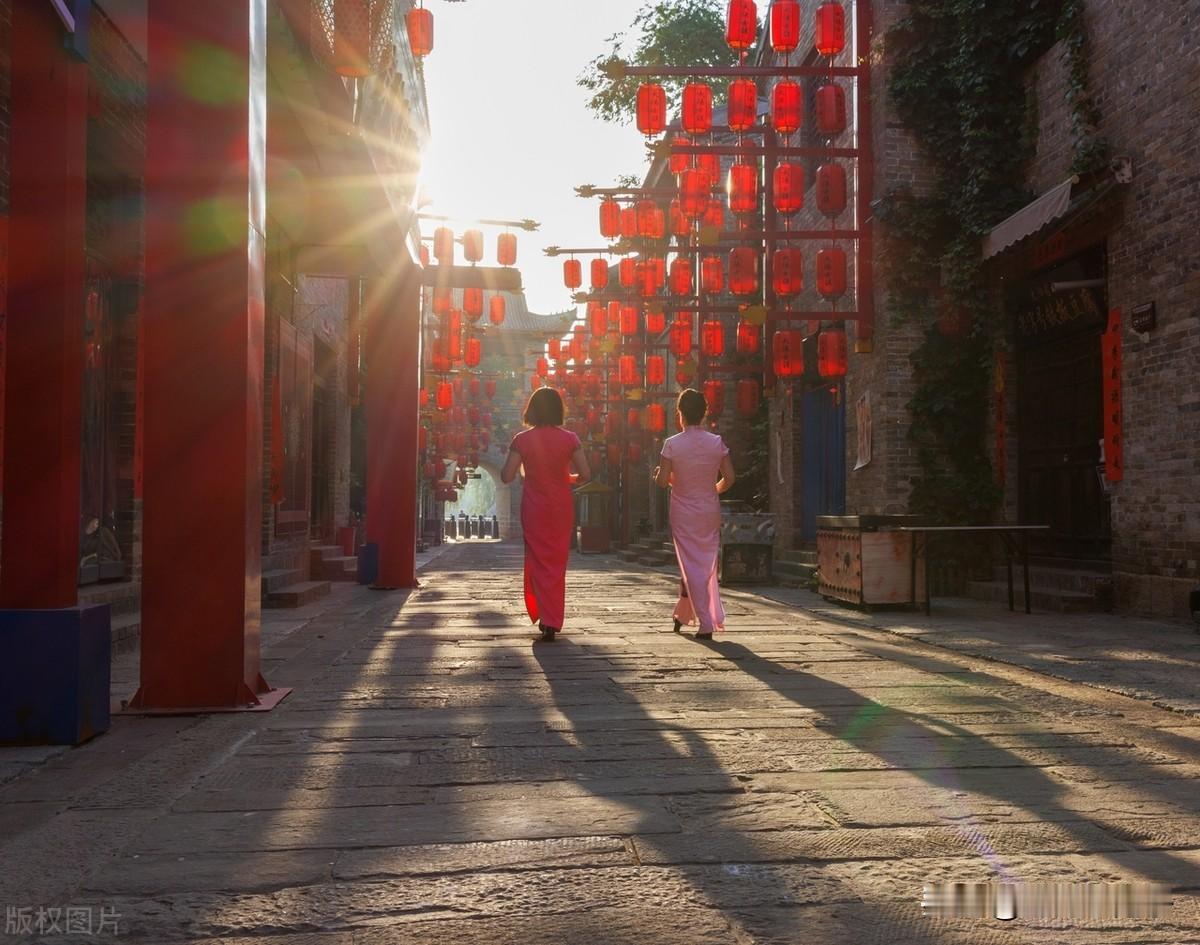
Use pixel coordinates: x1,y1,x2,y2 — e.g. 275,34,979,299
365,271,421,589
132,0,276,709
0,4,89,609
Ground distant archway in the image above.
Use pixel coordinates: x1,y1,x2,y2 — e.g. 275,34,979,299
443,447,521,540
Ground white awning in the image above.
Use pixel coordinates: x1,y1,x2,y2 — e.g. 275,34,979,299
982,176,1078,260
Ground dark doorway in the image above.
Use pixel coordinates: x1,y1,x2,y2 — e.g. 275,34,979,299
79,269,125,584
800,383,846,542
1015,247,1111,562
310,338,336,541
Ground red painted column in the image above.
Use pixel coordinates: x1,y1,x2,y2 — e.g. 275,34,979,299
132,0,274,709
365,269,421,589
0,3,89,609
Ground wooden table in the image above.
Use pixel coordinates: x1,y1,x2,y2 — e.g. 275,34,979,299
894,525,1050,615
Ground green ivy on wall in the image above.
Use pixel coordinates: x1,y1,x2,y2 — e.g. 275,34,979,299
879,0,1107,523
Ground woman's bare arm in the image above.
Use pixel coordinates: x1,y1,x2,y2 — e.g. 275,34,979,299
569,446,591,484
652,457,674,488
500,448,522,484
716,454,736,494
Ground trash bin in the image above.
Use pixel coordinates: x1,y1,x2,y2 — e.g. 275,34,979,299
719,502,776,584
356,542,379,585
574,481,613,553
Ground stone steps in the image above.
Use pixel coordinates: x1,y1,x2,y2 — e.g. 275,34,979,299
311,543,359,583
772,548,818,587
265,580,331,609
965,580,1104,613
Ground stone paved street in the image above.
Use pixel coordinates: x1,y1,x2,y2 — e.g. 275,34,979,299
3,541,1200,944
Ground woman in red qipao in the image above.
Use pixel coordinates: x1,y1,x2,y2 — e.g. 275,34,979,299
501,388,591,641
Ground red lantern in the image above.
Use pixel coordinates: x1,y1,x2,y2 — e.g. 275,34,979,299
772,330,804,378
818,328,848,378
470,377,481,399
619,355,640,387
563,259,582,290
727,162,758,216
772,248,804,298
701,255,725,294
463,287,483,320
431,286,452,315
727,78,758,132
696,154,722,189
636,261,656,298
649,257,666,290
815,2,846,56
445,310,463,361
646,308,666,333
817,247,847,298
770,0,800,53
569,336,584,364
548,338,562,362
636,200,665,239
729,247,759,296
682,82,713,135
620,206,638,239
737,321,760,354
489,295,506,326
435,380,453,409
407,5,434,58
588,302,606,337
430,341,451,374
464,336,481,368
725,0,758,51
669,318,693,358
433,226,454,263
599,198,621,238
646,355,666,385
530,374,542,391
419,387,430,407
485,379,497,399
620,306,639,336
608,300,623,331
462,229,484,263
771,80,803,136
590,258,609,289
816,83,846,135
774,162,804,215
636,83,667,136
702,200,725,232
669,199,690,237
607,443,622,467
627,407,642,430
701,319,725,357
737,378,760,416
704,380,725,418
619,257,637,288
680,168,711,220
669,257,694,297
647,402,667,432
668,136,691,176
816,163,847,216
536,357,549,378
497,232,517,266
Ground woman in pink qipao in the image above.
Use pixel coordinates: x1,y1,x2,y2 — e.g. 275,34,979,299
501,388,591,642
653,388,736,639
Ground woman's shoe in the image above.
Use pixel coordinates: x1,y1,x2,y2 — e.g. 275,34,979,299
539,623,557,642
673,618,682,633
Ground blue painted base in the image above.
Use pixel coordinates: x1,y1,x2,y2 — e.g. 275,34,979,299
0,604,111,745
357,542,379,585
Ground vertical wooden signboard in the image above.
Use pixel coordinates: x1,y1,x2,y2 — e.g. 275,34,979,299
1100,309,1123,482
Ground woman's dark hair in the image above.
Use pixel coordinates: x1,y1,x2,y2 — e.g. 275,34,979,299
677,388,707,426
523,387,565,427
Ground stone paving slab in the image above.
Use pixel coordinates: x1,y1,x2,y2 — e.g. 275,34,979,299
4,542,1200,944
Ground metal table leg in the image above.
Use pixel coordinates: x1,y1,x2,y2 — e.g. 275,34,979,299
923,533,932,617
910,531,917,611
1005,534,1015,612
1022,530,1032,615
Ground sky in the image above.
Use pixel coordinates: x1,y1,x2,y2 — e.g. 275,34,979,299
420,0,652,316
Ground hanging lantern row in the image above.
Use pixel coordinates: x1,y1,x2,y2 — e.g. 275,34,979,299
637,77,848,138
725,0,846,57
430,226,518,267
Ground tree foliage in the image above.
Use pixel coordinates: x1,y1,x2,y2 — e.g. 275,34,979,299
578,0,737,125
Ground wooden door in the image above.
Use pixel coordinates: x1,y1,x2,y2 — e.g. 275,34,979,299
1017,331,1111,560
